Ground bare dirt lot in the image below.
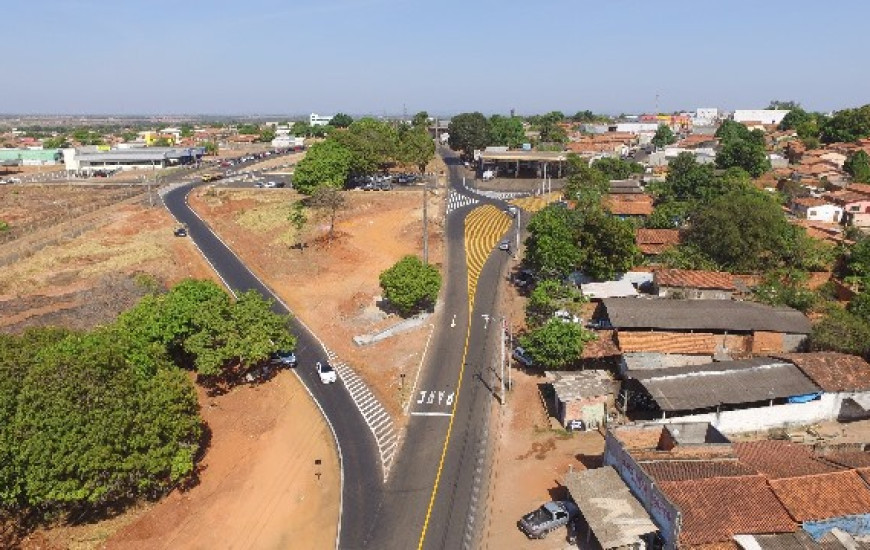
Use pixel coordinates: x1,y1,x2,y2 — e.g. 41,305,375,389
188,185,446,421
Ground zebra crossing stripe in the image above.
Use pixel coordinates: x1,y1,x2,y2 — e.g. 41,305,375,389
446,190,479,215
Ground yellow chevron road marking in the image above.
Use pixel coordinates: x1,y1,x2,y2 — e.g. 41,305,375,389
464,205,512,306
509,192,561,213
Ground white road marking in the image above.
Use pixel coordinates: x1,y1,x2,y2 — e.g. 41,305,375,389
410,411,454,417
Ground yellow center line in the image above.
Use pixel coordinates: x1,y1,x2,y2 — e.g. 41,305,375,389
416,205,511,549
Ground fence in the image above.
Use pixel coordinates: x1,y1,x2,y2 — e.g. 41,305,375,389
0,188,146,267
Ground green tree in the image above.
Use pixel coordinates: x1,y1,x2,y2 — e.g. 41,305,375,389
809,305,870,359
237,123,260,135
844,150,870,183
651,124,677,149
645,200,692,229
684,190,796,272
753,269,819,313
412,111,430,128
333,118,398,174
820,105,870,144
715,138,771,177
778,107,812,131
379,255,442,316
42,136,69,149
538,121,568,144
518,319,595,370
525,206,584,279
526,280,586,328
848,292,870,321
488,115,525,148
398,127,435,174
291,121,312,137
288,201,308,251
579,210,640,280
768,100,801,110
715,119,753,144
180,124,194,138
563,161,608,208
203,141,218,155
591,157,644,180
292,140,353,194
653,152,716,202
329,113,354,128
657,244,720,271
258,126,276,143
447,112,490,158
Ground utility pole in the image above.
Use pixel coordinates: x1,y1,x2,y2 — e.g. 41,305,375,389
507,320,512,392
422,180,428,265
500,316,506,406
514,209,520,260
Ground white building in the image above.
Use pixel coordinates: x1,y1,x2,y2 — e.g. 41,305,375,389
309,113,334,127
63,146,203,173
693,108,719,126
790,197,844,223
614,122,660,134
732,109,790,126
271,135,305,149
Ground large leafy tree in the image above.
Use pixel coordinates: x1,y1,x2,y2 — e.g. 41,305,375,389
591,157,644,180
778,107,812,131
519,319,596,370
447,112,490,158
684,190,796,272
655,152,716,202
292,140,354,194
525,206,584,279
12,330,201,513
579,210,640,280
651,124,676,149
333,118,399,174
820,104,870,144
488,115,525,148
715,138,771,177
412,111,430,128
809,305,870,360
329,113,354,128
398,127,435,174
538,121,568,144
844,150,870,183
379,256,442,316
526,280,586,328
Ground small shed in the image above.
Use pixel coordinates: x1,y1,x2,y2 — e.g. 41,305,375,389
564,466,658,549
546,370,619,430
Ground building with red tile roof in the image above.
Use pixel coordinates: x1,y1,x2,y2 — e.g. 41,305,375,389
653,269,736,300
604,193,654,217
636,228,681,256
768,470,870,522
733,441,845,480
775,352,870,393
660,476,798,545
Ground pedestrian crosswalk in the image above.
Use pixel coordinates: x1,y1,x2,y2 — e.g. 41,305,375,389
327,349,399,481
447,190,479,215
469,188,530,200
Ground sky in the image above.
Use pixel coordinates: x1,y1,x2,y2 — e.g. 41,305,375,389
3,0,869,116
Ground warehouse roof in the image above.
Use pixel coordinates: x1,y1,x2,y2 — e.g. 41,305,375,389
601,298,811,334
479,150,568,162
75,147,196,163
629,358,820,412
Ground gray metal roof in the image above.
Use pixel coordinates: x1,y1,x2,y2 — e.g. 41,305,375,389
631,358,821,412
602,298,811,334
76,147,194,163
564,467,658,548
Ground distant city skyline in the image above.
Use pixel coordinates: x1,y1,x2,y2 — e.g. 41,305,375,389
3,0,869,116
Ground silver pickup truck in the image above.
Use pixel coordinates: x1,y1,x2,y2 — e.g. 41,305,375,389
517,500,579,539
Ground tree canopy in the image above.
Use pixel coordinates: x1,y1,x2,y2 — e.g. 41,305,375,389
333,118,399,174
398,126,435,174
329,113,354,128
714,121,770,177
591,157,644,180
412,111,430,128
518,319,595,370
379,256,442,316
820,104,870,144
488,115,525,148
447,112,490,158
844,150,870,183
291,140,354,194
651,124,677,149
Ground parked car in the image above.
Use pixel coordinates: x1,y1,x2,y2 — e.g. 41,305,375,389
316,361,337,384
517,501,579,539
498,239,510,251
272,350,297,367
264,181,278,188
507,206,519,217
554,309,581,324
512,346,534,367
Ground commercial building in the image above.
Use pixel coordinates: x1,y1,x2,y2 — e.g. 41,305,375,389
733,109,791,126
0,148,62,165
309,113,334,127
63,146,204,173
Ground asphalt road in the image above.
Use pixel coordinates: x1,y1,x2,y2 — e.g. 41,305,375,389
162,174,383,549
365,149,514,549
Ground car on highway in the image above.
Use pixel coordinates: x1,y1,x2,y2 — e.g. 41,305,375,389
173,226,188,237
512,346,534,367
272,349,297,367
517,500,579,539
498,239,510,251
316,361,338,384
264,181,278,188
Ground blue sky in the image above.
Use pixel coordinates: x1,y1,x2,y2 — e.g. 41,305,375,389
3,0,868,116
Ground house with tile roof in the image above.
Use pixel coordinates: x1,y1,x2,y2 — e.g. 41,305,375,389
825,188,870,227
775,352,870,423
604,193,654,218
636,229,681,257
602,423,870,547
790,196,844,223
652,269,737,300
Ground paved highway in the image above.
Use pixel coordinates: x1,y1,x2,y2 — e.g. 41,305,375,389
161,160,384,549
365,149,516,549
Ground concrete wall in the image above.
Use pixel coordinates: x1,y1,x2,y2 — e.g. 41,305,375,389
560,395,610,429
650,393,840,434
604,432,680,548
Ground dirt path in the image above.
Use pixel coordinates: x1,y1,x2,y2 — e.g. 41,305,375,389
103,371,339,550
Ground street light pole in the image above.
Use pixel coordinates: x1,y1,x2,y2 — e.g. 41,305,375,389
514,209,521,260
422,177,429,265
500,316,506,406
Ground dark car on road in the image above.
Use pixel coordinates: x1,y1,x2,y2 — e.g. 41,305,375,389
271,350,297,367
518,501,579,539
